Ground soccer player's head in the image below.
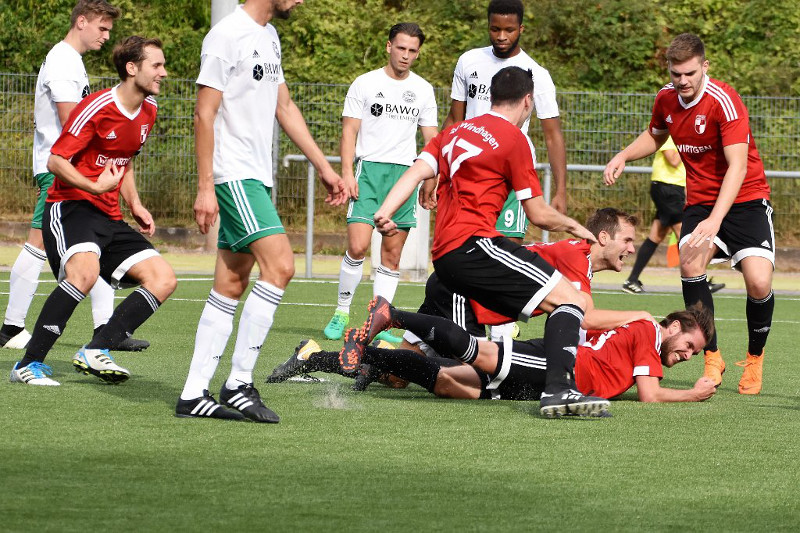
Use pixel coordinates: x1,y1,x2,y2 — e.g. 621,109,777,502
113,36,167,96
659,304,715,367
585,208,638,273
487,0,524,58
666,33,709,103
386,23,425,76
272,0,305,20
70,0,120,52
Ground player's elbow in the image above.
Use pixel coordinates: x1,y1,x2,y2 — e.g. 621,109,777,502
637,388,661,403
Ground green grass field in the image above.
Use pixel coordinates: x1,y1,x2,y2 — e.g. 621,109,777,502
1,262,799,531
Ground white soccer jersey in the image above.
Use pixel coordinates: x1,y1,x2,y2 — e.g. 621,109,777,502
196,5,285,186
450,46,558,132
342,68,438,167
32,41,89,175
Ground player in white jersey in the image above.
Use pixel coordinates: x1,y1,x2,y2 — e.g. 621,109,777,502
322,22,438,342
177,0,347,423
0,1,147,353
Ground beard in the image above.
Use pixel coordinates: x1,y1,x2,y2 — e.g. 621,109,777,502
659,336,676,366
274,7,293,20
492,36,521,59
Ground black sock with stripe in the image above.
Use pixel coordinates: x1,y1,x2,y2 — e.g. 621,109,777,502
19,280,85,367
682,274,717,351
391,309,478,364
543,304,584,394
87,287,161,349
747,291,774,355
363,347,441,392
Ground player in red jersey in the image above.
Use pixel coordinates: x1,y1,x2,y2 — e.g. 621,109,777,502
268,305,716,404
9,37,176,387
604,33,774,395
372,66,605,418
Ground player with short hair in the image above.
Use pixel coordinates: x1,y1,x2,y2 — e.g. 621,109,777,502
0,0,149,353
322,22,438,342
269,305,717,405
372,66,607,418
435,0,568,341
176,0,347,423
10,36,175,387
604,33,774,395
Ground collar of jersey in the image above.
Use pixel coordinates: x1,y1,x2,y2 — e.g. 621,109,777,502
677,74,709,110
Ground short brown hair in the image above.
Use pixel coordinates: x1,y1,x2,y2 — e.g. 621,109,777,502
112,36,163,80
660,303,715,347
70,0,121,27
585,207,638,240
666,33,705,64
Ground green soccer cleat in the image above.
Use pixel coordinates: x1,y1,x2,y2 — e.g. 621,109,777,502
374,330,403,344
323,310,349,340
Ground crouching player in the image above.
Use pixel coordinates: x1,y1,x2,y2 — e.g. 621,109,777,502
9,37,176,386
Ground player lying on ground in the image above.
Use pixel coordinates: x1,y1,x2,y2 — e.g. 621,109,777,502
267,304,716,404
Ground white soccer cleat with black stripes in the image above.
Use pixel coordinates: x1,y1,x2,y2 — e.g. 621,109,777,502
72,346,130,384
10,361,60,386
219,383,280,423
539,389,611,418
175,390,245,420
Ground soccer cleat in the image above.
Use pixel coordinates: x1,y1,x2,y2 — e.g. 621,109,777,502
93,327,150,352
219,383,280,423
265,339,321,383
539,389,611,418
175,390,245,420
363,296,398,345
339,328,366,375
703,349,726,387
72,346,130,384
374,330,403,344
707,277,726,294
352,363,381,391
9,361,60,386
736,352,763,395
0,328,32,350
622,279,644,294
323,310,349,340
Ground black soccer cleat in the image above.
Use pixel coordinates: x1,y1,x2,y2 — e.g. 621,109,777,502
175,390,245,420
363,296,398,346
539,389,611,419
351,363,381,391
265,339,321,383
220,383,280,423
339,328,366,375
707,277,726,294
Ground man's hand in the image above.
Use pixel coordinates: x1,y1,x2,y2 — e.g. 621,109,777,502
686,217,722,249
319,167,349,206
692,377,717,401
550,191,567,214
194,187,219,235
418,178,437,210
374,212,398,237
603,153,627,186
94,161,124,194
131,203,155,236
343,173,358,200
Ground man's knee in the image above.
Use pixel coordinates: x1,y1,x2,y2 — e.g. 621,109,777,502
64,254,100,293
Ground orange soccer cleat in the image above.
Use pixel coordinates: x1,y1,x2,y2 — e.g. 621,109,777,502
736,352,764,395
703,349,726,387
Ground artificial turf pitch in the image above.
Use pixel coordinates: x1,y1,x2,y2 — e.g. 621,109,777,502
1,272,798,531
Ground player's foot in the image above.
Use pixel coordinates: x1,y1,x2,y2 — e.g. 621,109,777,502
265,339,321,383
736,352,763,395
339,328,366,375
622,279,644,294
93,326,150,352
219,383,280,423
352,363,380,391
707,277,726,294
0,326,32,350
363,296,398,345
539,389,611,418
72,346,130,384
374,330,403,344
703,349,726,387
9,361,60,386
175,390,245,420
323,310,349,340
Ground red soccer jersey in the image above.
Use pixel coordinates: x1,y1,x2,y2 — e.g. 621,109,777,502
470,239,592,325
574,319,664,399
649,76,769,206
49,87,158,220
419,112,543,260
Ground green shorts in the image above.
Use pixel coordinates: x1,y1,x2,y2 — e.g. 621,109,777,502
495,190,528,239
215,179,285,253
347,160,417,229
31,172,55,229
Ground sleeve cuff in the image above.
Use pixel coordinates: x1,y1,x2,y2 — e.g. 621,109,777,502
417,151,438,174
515,188,533,201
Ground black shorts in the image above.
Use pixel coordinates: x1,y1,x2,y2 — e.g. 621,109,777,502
43,200,159,287
650,181,685,227
433,236,561,322
680,199,775,269
478,339,547,401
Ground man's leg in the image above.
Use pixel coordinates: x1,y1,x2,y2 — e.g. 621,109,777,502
1,229,46,348
625,219,668,291
89,278,151,352
737,256,774,395
372,230,410,343
325,222,371,340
